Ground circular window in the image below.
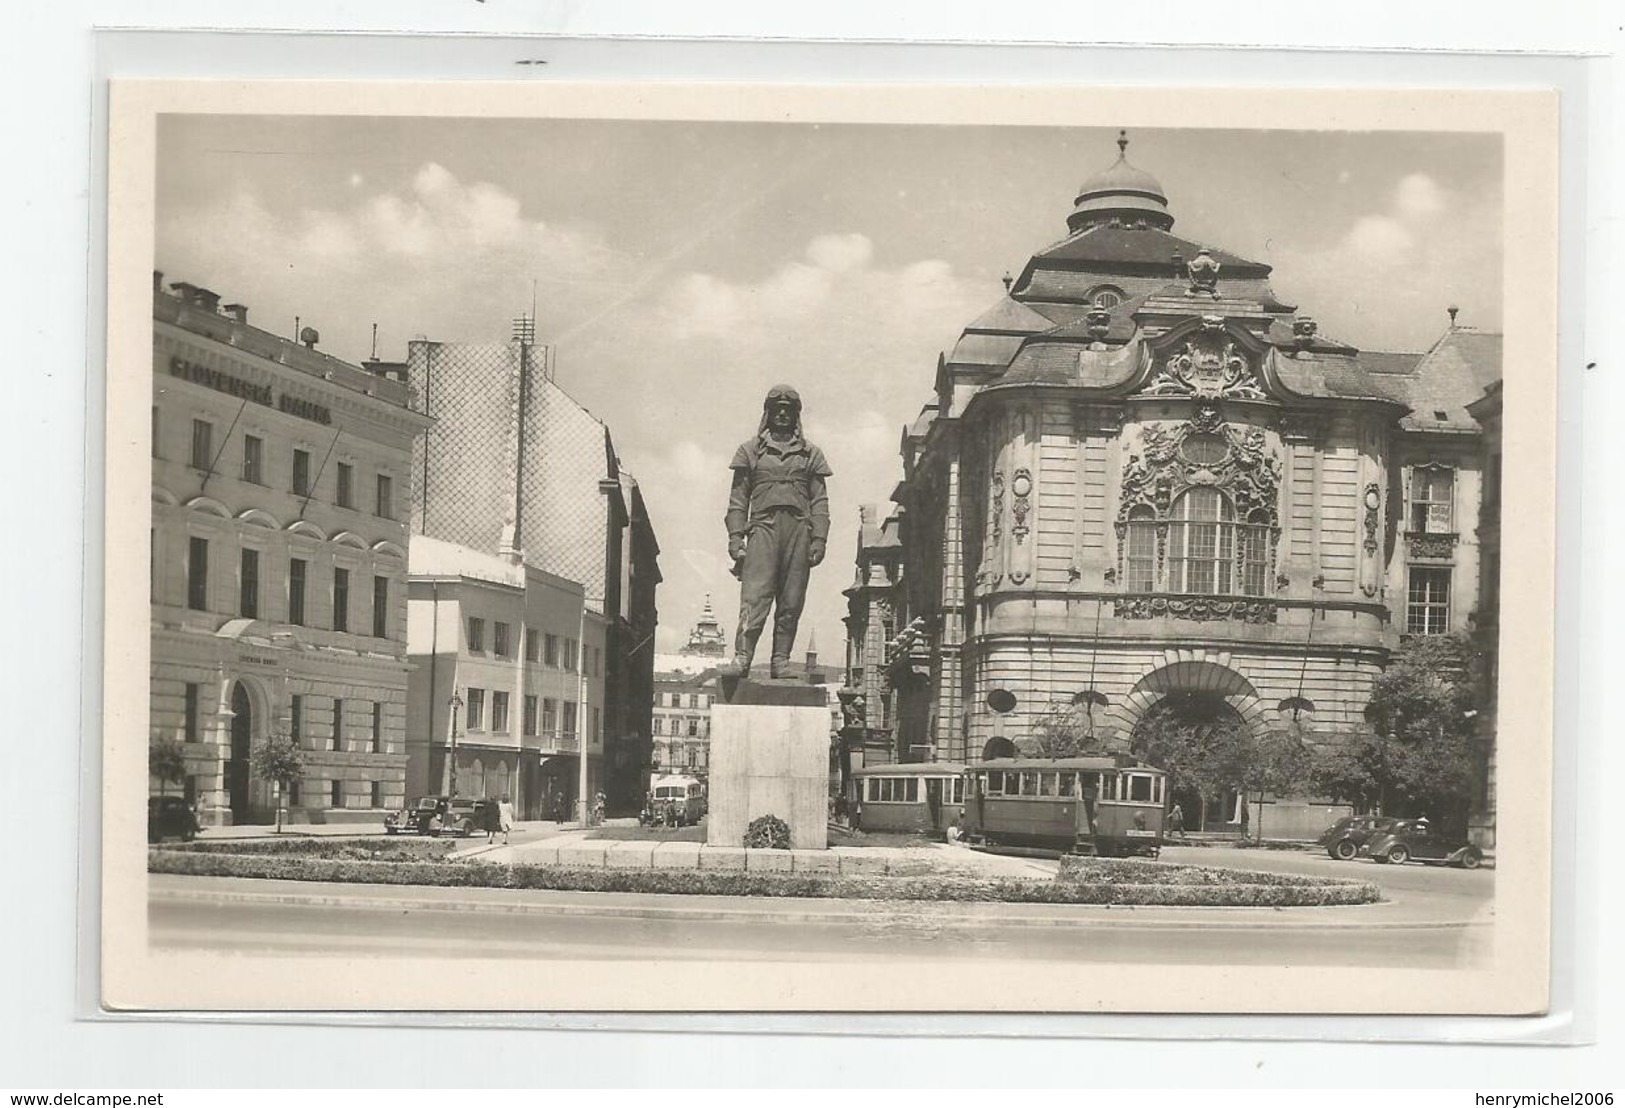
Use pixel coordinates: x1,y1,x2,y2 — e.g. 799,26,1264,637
1180,433,1228,466
986,689,1018,714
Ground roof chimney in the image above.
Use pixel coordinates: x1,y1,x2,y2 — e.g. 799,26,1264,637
1447,305,1460,327
223,303,248,324
299,326,320,349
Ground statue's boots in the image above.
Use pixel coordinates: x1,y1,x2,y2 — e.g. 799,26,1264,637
769,656,790,679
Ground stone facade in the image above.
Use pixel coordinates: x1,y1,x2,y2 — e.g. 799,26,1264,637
150,276,431,825
405,535,603,821
844,140,1502,834
401,335,661,815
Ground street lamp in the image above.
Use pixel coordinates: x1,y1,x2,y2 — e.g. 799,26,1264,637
447,692,463,798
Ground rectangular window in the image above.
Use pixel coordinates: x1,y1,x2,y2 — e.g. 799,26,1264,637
375,473,394,518
1129,775,1153,802
292,449,311,497
652,717,663,736
494,622,511,657
371,701,383,753
524,629,540,663
592,706,601,742
186,536,208,611
1239,523,1269,597
1407,566,1453,635
190,419,213,470
336,462,354,509
242,434,263,484
183,683,199,742
467,617,485,652
492,691,510,733
371,781,383,808
1409,467,1455,533
330,779,343,809
289,558,307,626
330,698,343,752
562,701,578,739
289,778,301,806
371,575,388,638
465,688,484,730
687,717,699,737
544,634,560,667
291,694,303,745
523,694,538,736
239,548,259,618
542,698,558,736
333,567,350,633
564,638,578,672
688,693,699,709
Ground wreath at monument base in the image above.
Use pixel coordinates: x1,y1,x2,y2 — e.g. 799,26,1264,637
744,814,791,850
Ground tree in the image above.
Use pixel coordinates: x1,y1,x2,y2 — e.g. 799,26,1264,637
1020,703,1091,759
249,731,304,833
1320,633,1480,828
1131,692,1252,830
149,736,188,797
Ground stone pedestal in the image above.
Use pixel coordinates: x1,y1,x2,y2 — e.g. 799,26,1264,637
707,680,829,851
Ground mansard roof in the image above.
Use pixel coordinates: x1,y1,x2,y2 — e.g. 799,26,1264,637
1362,328,1503,433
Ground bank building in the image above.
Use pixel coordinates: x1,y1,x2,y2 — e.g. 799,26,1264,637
149,276,432,825
842,136,1501,844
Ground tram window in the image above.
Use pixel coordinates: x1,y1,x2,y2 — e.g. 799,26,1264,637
951,778,964,804
1101,775,1117,801
1058,772,1076,797
1129,775,1153,802
1040,772,1058,797
987,771,1004,796
906,778,919,803
1020,772,1039,797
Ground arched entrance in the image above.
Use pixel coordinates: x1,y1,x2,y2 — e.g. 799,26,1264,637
227,681,252,823
1130,691,1249,833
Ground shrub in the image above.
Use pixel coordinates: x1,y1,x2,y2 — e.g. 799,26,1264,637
743,815,791,850
149,849,1380,906
158,838,454,862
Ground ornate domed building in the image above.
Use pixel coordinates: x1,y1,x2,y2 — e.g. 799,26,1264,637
842,135,1501,840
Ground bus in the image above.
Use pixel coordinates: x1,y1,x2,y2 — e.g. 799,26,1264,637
647,774,707,826
851,763,966,835
961,756,1168,857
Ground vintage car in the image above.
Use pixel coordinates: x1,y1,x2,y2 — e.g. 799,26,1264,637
147,795,200,843
1361,820,1484,869
385,795,448,836
438,797,491,837
1317,815,1400,861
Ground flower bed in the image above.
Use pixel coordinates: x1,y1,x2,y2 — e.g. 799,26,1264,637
1057,856,1345,888
156,838,454,862
150,848,1379,907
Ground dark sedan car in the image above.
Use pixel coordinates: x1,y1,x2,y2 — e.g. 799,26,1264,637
148,795,200,843
385,795,448,835
1361,820,1484,869
1317,815,1400,861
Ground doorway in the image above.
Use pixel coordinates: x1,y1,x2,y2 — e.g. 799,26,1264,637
227,681,252,823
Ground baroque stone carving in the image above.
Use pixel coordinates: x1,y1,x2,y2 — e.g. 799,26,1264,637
1113,594,1278,624
990,471,1005,546
1010,468,1033,542
1113,404,1283,610
1362,482,1382,555
1406,532,1458,560
1187,249,1221,295
1292,315,1318,355
1143,327,1267,400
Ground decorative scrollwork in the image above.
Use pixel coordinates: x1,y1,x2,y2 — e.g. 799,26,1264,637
990,471,1005,546
1112,594,1278,624
1143,329,1266,400
1010,467,1033,542
1363,482,1382,555
1405,532,1458,560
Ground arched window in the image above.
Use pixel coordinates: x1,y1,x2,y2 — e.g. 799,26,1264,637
1240,508,1271,596
1088,285,1125,310
1125,505,1157,591
1168,488,1235,594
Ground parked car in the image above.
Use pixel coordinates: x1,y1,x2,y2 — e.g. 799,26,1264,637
437,797,489,837
1361,820,1483,869
385,795,447,836
1317,815,1400,861
148,795,200,843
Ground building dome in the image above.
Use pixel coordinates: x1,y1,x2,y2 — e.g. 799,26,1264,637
1067,131,1175,233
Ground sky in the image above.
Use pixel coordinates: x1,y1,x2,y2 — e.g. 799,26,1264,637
155,117,1503,663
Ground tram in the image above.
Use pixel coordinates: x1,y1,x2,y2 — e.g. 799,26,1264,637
851,762,966,835
960,755,1168,857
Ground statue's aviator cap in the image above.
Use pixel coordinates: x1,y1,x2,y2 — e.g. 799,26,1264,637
763,385,802,410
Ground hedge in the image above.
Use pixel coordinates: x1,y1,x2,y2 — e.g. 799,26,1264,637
159,838,454,862
1057,855,1361,889
149,850,1379,907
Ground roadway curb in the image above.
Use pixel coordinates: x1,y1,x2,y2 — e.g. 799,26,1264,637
148,878,1480,933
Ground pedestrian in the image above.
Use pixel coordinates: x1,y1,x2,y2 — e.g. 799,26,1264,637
593,790,606,826
1169,802,1186,841
498,800,514,844
482,798,502,843
664,799,678,829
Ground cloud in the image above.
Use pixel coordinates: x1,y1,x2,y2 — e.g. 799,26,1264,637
1344,215,1414,262
1394,173,1445,219
806,232,873,272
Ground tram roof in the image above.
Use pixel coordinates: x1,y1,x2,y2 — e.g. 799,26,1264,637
852,762,967,777
965,756,1160,772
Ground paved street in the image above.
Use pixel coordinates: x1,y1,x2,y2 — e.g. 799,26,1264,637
148,843,1492,968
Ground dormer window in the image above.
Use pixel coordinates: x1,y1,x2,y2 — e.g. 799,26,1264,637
1088,286,1125,310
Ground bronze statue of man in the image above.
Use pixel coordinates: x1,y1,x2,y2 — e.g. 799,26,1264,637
721,385,832,679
